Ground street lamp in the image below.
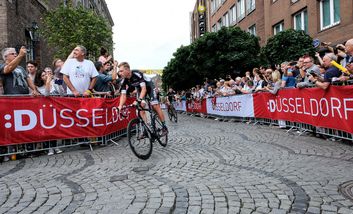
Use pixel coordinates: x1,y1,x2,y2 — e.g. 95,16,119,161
29,21,39,42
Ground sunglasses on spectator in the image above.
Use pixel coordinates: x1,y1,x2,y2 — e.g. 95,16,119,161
7,52,17,56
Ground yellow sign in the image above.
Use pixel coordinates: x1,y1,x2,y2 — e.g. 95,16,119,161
198,5,206,13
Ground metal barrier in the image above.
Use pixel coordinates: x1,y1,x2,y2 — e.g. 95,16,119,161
0,128,128,158
0,94,128,159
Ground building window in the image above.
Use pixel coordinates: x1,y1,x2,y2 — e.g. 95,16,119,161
222,12,230,27
230,5,237,24
248,24,256,36
216,0,222,9
212,24,217,32
237,0,245,21
246,0,255,14
294,9,308,33
320,0,340,30
273,21,284,35
217,19,222,30
211,0,216,13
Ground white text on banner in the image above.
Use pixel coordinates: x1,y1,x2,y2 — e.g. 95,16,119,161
206,94,254,117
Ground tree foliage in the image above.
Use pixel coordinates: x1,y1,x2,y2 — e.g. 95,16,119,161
163,27,261,90
40,4,113,60
261,29,315,65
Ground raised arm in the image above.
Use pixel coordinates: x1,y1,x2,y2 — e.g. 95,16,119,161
3,47,26,74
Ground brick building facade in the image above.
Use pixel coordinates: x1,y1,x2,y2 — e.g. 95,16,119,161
191,0,353,47
0,0,113,68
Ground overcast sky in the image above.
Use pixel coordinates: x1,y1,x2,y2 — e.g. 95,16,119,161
105,0,196,69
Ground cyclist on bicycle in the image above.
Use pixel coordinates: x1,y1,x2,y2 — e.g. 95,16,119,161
117,62,168,136
166,88,176,109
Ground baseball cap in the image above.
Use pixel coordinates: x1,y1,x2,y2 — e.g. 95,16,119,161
220,79,225,82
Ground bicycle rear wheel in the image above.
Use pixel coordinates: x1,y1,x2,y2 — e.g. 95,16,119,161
127,118,153,160
153,114,168,147
171,106,178,123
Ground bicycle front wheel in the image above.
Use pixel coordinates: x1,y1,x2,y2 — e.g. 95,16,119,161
153,114,168,147
127,118,153,160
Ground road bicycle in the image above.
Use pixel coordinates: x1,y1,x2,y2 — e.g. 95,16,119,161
124,99,168,160
167,101,178,123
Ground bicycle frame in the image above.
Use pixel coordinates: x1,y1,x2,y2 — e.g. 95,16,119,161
135,100,159,142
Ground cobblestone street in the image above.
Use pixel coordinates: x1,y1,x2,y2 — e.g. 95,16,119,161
1,113,353,214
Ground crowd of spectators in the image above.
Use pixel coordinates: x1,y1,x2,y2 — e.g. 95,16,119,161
0,45,120,161
1,39,353,161
173,39,353,101
0,46,119,98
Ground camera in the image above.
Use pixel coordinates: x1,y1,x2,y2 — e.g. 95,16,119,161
15,45,30,54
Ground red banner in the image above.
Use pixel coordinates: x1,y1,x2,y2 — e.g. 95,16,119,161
253,85,353,133
0,97,136,146
186,99,207,114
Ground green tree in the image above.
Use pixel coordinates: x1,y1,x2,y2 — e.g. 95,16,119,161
163,27,261,90
191,27,261,79
262,29,315,65
40,4,113,60
162,45,200,91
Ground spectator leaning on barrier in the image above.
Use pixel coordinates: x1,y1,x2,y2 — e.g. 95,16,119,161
265,70,282,95
98,47,112,65
297,56,320,88
34,69,64,96
52,58,67,93
61,45,98,97
342,39,353,68
241,79,254,94
94,60,117,93
308,53,341,90
254,73,268,92
281,62,297,88
204,85,215,98
26,60,38,82
0,47,39,95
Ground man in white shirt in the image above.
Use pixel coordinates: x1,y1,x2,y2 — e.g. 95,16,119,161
61,45,98,97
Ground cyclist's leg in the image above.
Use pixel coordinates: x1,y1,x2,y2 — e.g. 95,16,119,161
136,92,148,124
152,103,165,123
139,101,148,123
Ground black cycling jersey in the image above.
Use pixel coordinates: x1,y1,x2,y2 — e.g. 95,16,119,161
119,70,153,95
119,70,159,104
167,91,176,103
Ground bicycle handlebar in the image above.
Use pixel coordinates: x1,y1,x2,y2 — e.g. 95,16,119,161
117,99,151,118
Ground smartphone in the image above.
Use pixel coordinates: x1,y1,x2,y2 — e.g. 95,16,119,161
54,79,63,85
